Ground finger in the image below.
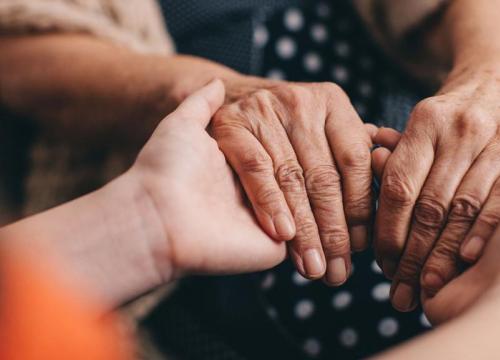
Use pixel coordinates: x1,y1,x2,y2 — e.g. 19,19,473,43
391,140,481,312
372,147,392,181
461,177,500,263
375,127,435,280
212,121,296,242
421,148,500,297
326,101,373,253
214,97,326,279
170,79,225,127
364,123,379,140
286,117,350,286
373,127,402,151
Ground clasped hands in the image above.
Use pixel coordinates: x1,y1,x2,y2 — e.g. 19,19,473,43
131,64,500,325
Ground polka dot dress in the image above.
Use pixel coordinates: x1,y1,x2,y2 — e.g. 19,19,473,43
255,2,431,359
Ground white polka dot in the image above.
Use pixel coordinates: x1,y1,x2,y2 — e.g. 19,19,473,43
378,317,399,338
303,52,323,73
372,282,391,302
267,307,278,319
339,328,358,348
260,273,275,290
292,271,310,286
420,313,432,328
303,338,322,357
316,2,331,18
253,25,269,48
284,8,304,32
276,37,297,59
310,23,329,43
266,69,286,80
332,291,352,310
334,41,350,58
371,260,383,274
331,65,349,84
358,81,374,97
295,299,315,319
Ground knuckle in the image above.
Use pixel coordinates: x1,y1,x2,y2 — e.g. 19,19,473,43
294,218,319,243
320,226,350,256
381,173,415,208
413,195,447,230
412,98,444,121
276,161,306,193
338,146,371,168
476,210,500,232
304,165,341,198
397,252,425,283
449,195,482,223
431,237,460,262
254,184,284,211
345,193,372,224
455,108,492,137
275,85,312,112
239,150,273,174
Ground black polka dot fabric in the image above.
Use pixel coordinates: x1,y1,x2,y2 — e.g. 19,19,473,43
255,2,430,359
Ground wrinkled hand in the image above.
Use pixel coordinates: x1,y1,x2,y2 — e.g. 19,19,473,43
374,60,500,312
212,78,373,285
422,223,500,326
131,80,286,276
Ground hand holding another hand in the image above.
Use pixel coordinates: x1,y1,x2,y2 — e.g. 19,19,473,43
131,79,286,278
212,78,374,285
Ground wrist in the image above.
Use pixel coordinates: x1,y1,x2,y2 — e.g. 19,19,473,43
113,170,175,286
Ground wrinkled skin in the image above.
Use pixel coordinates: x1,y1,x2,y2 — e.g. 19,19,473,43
133,80,287,276
211,79,374,285
374,61,500,311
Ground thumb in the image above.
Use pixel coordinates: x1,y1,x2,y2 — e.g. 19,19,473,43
168,78,226,128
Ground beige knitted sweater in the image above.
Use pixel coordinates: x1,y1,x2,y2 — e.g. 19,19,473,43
0,0,449,217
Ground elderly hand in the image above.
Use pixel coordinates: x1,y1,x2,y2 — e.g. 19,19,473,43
374,58,500,312
132,79,286,276
422,223,500,326
211,77,374,285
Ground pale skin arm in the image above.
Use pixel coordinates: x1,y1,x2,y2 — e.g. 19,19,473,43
375,292,500,359
0,172,169,310
0,80,286,311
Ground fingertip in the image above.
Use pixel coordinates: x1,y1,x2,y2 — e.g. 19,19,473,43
374,127,402,151
364,123,379,140
372,147,391,180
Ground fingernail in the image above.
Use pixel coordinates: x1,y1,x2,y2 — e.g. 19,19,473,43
382,260,397,279
461,236,485,261
273,213,295,240
326,257,347,285
422,271,444,296
350,225,368,251
392,282,416,312
303,249,325,278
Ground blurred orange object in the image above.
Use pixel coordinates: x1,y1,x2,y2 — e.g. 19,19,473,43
0,250,132,360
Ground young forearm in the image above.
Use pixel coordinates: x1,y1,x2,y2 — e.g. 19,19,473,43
376,289,500,359
0,34,241,146
0,171,170,309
